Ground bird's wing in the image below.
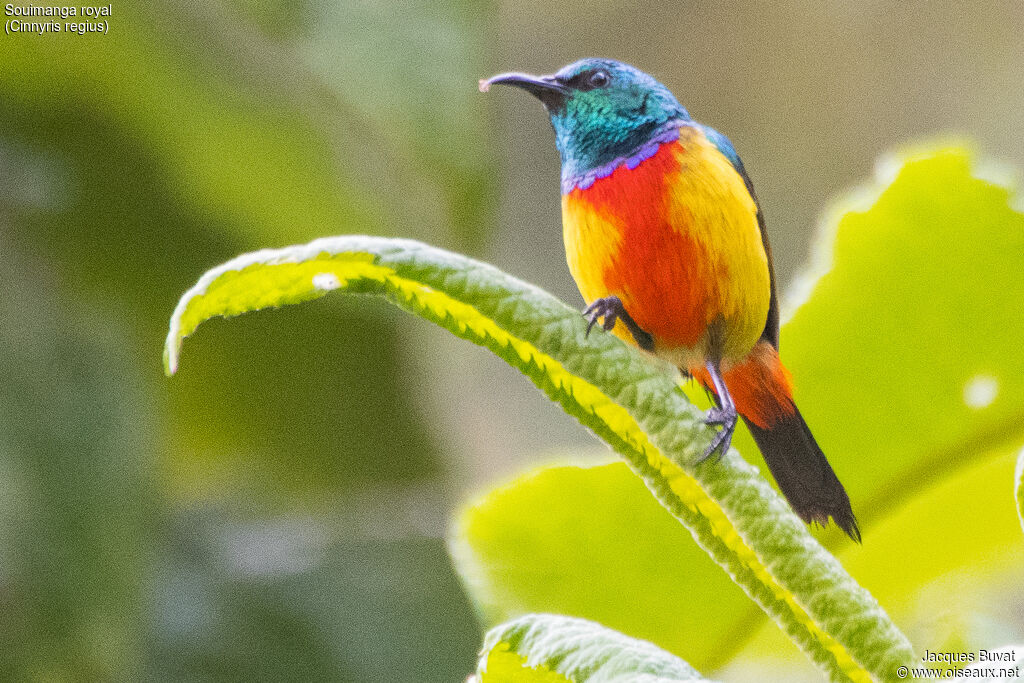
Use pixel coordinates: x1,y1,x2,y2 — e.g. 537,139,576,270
698,124,780,349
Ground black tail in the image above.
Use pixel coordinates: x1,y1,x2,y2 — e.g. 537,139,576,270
743,408,861,542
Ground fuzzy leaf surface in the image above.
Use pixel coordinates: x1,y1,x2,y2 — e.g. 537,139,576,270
475,614,710,682
166,235,913,682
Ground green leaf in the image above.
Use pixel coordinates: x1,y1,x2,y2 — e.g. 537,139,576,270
451,460,750,672
451,146,1024,676
474,614,710,682
165,235,914,681
782,146,1024,525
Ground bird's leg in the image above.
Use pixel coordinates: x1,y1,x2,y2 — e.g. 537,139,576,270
697,359,737,463
582,295,654,351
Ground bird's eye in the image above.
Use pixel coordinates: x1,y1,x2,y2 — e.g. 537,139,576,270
587,70,610,89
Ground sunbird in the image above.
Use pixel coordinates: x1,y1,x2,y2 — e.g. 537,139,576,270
482,58,860,541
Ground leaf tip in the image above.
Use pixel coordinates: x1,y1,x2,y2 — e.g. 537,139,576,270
162,334,180,377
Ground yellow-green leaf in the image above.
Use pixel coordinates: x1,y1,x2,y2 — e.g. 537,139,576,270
474,614,711,682
451,460,749,672
165,235,913,682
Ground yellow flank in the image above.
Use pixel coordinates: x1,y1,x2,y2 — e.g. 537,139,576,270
561,125,770,368
561,194,623,306
668,126,770,363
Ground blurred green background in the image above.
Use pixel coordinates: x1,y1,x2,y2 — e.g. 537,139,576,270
1,1,1023,681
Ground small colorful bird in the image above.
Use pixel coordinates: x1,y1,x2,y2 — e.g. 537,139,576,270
482,58,860,541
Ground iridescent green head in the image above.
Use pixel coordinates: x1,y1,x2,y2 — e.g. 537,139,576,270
483,58,690,191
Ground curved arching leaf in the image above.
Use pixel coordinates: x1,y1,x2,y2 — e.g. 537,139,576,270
474,614,710,682
165,235,913,681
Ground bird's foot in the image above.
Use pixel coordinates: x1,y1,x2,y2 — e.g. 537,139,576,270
582,296,654,350
583,296,623,336
697,405,737,463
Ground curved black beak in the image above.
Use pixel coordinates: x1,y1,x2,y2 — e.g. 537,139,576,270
479,72,568,111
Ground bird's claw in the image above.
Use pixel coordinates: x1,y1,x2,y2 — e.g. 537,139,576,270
582,296,655,351
704,406,735,427
697,406,737,463
583,297,621,338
